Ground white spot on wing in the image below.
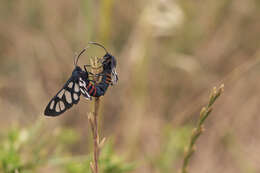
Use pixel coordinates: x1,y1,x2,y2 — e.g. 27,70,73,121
50,100,55,110
74,83,80,92
112,69,118,84
79,78,86,87
86,90,90,96
80,88,86,94
68,82,73,88
59,101,65,111
80,88,91,100
55,104,60,112
65,91,72,104
73,93,79,100
57,89,65,98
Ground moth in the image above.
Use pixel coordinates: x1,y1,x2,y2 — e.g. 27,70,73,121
89,42,118,85
44,47,112,116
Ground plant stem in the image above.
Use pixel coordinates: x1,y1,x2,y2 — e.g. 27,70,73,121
181,84,224,173
93,97,100,173
88,57,102,173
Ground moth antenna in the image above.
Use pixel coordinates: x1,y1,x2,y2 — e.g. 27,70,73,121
88,42,108,54
74,46,89,66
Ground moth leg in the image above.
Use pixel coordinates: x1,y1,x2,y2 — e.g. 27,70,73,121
84,65,91,73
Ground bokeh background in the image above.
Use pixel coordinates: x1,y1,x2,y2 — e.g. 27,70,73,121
0,0,260,173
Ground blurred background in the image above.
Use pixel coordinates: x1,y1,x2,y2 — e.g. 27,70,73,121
0,0,260,173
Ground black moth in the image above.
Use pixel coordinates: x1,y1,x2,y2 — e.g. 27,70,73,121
44,43,117,116
44,48,90,116
89,42,118,85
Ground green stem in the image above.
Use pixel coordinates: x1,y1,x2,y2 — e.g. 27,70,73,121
181,84,224,173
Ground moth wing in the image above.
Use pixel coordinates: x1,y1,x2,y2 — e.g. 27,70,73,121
79,77,92,100
111,68,118,85
44,77,81,116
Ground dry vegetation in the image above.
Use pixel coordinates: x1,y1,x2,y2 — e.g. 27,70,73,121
0,0,260,173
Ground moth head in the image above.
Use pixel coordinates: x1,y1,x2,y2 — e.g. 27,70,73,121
102,54,116,72
72,66,88,78
74,66,82,72
72,66,82,76
88,42,117,69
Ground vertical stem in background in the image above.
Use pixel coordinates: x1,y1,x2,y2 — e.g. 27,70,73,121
88,57,102,173
81,0,94,40
181,84,224,173
99,0,115,43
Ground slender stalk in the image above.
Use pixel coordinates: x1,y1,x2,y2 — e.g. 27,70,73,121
181,84,224,173
93,97,100,173
88,57,103,173
88,111,99,173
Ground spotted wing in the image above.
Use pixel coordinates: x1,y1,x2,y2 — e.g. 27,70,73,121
111,68,118,85
79,77,92,100
44,77,81,116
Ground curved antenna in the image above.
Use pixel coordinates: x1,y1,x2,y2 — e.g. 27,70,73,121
88,42,108,54
74,47,88,66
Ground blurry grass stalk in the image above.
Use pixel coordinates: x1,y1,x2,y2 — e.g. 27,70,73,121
181,84,224,173
99,0,115,43
88,57,106,173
